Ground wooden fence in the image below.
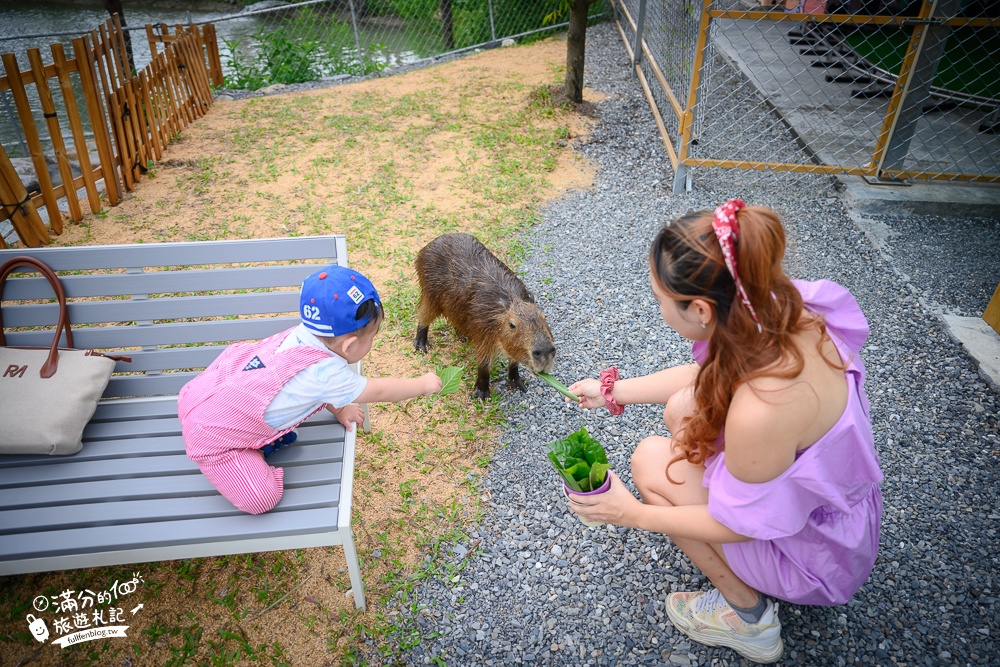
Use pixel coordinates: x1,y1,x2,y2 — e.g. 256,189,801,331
0,15,223,248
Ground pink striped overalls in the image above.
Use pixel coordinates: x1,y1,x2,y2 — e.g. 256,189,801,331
178,328,331,514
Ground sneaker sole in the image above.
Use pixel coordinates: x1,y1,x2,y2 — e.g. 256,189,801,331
666,602,784,664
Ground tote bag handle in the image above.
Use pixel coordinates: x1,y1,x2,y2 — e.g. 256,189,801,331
0,256,75,378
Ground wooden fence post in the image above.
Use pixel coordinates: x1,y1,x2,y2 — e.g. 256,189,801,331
73,34,121,207
89,28,131,192
50,42,102,214
26,47,80,228
201,23,224,87
0,142,49,247
0,53,63,234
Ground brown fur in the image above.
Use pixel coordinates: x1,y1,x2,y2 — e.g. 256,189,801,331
414,233,556,399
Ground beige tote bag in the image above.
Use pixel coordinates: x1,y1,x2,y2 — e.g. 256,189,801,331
0,256,117,455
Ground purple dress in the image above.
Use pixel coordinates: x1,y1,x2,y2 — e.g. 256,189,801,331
693,280,882,606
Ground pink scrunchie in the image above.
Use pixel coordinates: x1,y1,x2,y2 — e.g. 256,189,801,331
600,366,624,416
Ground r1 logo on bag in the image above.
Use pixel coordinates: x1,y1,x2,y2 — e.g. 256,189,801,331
3,364,26,378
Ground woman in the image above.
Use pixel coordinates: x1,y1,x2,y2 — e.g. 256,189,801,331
567,200,882,664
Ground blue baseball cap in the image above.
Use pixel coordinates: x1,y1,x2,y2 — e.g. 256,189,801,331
299,265,381,336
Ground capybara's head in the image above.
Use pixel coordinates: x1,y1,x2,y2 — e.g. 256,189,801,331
500,300,555,374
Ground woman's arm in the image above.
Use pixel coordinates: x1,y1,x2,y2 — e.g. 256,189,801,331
570,363,699,409
615,363,700,405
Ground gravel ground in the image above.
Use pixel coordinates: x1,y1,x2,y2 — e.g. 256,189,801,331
366,21,999,667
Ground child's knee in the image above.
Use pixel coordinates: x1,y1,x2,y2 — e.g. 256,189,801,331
230,483,283,515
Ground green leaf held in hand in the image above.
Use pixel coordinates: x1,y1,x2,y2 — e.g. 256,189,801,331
436,366,463,396
535,371,578,400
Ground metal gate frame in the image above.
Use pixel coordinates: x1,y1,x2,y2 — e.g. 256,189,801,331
612,0,1000,191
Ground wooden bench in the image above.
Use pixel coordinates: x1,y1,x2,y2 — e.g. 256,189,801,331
0,236,367,610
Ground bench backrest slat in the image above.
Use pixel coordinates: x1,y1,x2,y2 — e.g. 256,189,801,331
1,237,347,270
1,264,327,300
0,236,348,399
4,291,299,328
6,317,301,352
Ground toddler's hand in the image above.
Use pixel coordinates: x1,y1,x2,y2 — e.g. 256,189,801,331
330,403,364,431
421,372,443,396
567,378,606,409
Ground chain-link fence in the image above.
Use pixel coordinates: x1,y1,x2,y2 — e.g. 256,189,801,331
613,0,1000,188
210,0,612,89
1,1,610,159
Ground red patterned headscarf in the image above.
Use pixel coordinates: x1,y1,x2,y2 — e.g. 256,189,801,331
712,199,762,332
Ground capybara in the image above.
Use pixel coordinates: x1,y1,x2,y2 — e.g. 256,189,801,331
414,233,556,400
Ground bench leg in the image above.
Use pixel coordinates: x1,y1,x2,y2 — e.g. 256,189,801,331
343,525,367,611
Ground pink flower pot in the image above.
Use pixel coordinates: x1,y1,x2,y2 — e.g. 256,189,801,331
561,473,612,527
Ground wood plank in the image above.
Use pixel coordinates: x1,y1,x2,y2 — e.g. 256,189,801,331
202,23,224,87
123,78,148,184
4,290,300,328
72,35,120,206
5,316,299,352
89,28,130,196
0,235,344,269
1,53,61,235
138,69,163,161
1,506,342,560
150,57,172,146
51,42,102,214
167,39,195,126
26,47,78,228
0,264,319,300
0,141,47,246
2,486,342,537
0,462,344,509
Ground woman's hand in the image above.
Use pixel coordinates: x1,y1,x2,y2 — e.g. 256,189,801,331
329,403,364,431
565,472,641,526
567,378,606,410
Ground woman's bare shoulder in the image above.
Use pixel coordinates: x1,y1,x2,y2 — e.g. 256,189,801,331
724,380,819,483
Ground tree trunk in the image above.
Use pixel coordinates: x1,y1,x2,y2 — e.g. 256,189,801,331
565,0,590,103
102,0,135,74
440,0,455,51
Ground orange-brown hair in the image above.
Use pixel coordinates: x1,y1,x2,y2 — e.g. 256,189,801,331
649,206,834,479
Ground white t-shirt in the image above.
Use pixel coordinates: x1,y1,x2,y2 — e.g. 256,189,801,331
262,324,367,429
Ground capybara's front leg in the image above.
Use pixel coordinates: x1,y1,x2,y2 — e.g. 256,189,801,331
414,324,429,353
508,362,527,392
473,363,492,401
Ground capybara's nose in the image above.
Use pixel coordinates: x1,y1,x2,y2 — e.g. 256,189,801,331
533,345,555,360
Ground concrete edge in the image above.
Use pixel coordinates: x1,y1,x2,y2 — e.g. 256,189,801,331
940,315,1000,396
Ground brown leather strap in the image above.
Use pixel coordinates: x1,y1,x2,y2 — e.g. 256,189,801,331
0,256,74,378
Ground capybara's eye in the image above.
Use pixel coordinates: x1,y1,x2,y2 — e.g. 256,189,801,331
509,322,516,330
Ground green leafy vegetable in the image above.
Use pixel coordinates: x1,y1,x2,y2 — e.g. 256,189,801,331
535,371,578,401
545,426,609,492
436,366,463,396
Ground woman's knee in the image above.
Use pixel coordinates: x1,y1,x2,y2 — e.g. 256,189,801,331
631,436,671,497
663,387,695,436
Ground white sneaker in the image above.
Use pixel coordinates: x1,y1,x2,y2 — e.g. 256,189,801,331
666,588,784,664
